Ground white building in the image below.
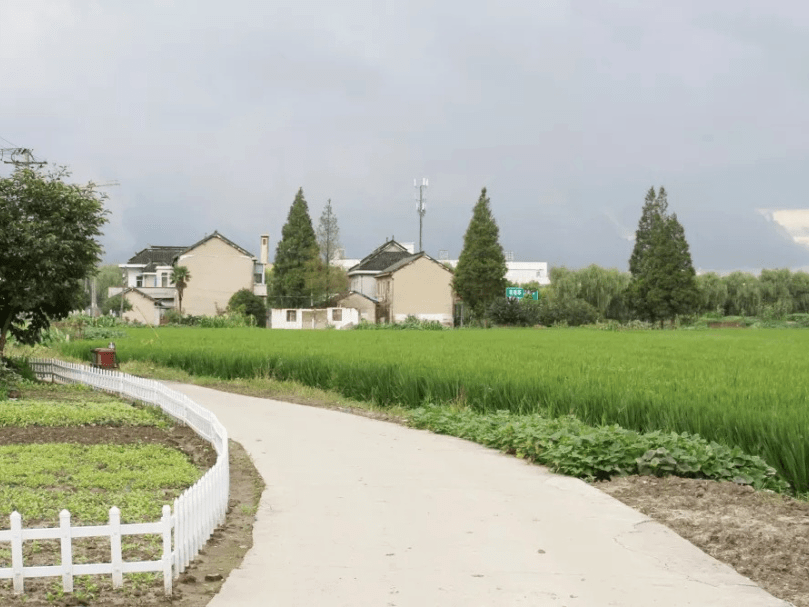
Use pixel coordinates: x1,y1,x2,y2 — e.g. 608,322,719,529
442,260,550,286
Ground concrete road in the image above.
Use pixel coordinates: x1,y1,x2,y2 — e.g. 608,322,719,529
167,383,789,607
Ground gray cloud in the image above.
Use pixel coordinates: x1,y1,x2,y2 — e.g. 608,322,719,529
2,0,809,273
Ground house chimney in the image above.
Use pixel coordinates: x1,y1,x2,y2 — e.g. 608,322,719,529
260,234,269,264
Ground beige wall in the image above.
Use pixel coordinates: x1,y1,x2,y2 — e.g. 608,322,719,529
177,237,255,317
338,292,377,324
123,291,159,326
381,257,454,325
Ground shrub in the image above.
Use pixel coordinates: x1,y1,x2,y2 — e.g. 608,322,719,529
228,289,267,327
486,297,540,327
539,294,599,327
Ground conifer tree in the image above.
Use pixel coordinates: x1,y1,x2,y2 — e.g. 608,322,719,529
628,187,698,324
272,188,319,307
452,187,508,316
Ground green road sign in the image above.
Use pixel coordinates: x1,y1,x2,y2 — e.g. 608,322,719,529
506,287,524,298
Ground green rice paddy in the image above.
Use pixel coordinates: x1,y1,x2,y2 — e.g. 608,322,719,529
59,327,809,493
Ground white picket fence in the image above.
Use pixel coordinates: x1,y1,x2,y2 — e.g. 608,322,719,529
0,359,230,596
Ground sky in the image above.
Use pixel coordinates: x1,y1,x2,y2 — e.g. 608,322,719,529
3,0,809,273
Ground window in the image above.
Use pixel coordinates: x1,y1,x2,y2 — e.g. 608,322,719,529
286,310,297,322
332,308,342,321
161,273,168,287
136,275,143,288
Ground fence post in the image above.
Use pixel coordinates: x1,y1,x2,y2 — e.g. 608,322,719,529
173,497,181,578
11,511,23,594
161,505,173,596
60,509,74,592
109,507,123,588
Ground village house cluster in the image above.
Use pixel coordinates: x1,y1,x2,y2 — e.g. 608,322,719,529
111,232,548,328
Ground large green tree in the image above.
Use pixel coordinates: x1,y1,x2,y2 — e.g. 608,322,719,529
452,187,508,316
272,188,320,307
0,167,108,357
628,187,699,324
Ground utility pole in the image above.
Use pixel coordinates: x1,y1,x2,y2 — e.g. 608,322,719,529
0,148,46,167
414,178,428,252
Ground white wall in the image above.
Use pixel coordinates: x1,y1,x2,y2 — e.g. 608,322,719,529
270,308,359,330
443,260,549,286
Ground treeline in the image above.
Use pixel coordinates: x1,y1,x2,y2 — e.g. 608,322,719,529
491,266,809,327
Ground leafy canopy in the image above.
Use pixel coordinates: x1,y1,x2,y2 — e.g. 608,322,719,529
0,167,107,357
227,288,267,327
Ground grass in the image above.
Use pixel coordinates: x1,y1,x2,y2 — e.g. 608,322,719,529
56,326,809,493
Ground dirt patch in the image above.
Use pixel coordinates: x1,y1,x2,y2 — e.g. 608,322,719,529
597,475,809,607
0,432,264,607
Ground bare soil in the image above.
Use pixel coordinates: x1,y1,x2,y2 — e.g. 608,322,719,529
0,423,264,606
597,475,809,607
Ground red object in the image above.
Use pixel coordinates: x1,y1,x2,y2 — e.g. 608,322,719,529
91,348,118,369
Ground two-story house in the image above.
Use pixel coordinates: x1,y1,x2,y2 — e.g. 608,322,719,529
113,231,269,325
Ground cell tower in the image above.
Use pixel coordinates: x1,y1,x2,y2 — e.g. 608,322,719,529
415,177,428,252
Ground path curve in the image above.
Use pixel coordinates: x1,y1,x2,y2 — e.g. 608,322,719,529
166,382,788,607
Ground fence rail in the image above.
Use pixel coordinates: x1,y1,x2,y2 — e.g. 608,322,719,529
1,359,230,596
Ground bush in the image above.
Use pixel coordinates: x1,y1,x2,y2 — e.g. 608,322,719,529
228,289,267,327
539,294,599,327
486,297,540,327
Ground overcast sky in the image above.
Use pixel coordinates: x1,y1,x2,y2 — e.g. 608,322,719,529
3,0,809,273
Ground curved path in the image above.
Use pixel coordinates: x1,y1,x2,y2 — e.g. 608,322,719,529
166,382,787,607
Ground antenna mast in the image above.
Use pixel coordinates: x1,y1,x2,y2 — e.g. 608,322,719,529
414,177,428,252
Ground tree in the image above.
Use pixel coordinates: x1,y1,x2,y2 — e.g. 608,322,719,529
629,187,668,274
227,289,267,327
628,187,699,324
316,199,341,266
452,188,508,316
272,188,320,307
93,264,125,312
695,272,727,315
101,293,133,316
315,199,345,305
722,272,761,316
171,266,191,314
0,167,107,358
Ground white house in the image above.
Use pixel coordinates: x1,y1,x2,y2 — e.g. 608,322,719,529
270,307,359,329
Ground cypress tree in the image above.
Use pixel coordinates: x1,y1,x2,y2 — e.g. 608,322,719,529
452,187,508,316
628,187,699,324
272,188,319,307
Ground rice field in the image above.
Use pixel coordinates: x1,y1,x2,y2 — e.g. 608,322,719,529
59,327,809,493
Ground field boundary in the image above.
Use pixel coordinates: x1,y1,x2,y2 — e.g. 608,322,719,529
0,358,230,597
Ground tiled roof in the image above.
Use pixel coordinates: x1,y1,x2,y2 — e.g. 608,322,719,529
350,250,413,273
179,231,255,259
126,246,187,266
377,252,453,276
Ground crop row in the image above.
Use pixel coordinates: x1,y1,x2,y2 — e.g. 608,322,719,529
60,327,809,493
